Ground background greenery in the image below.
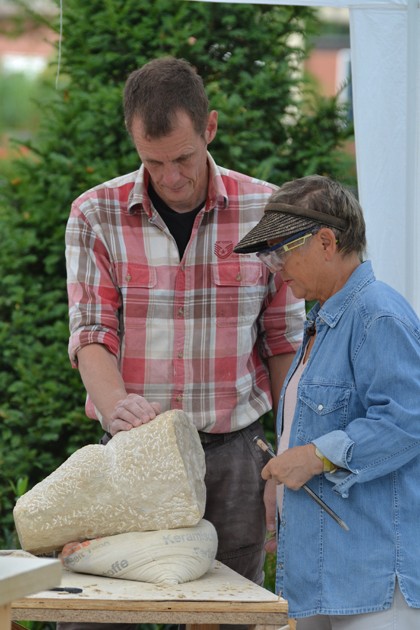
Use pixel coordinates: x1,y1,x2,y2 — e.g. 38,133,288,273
0,72,43,136
0,0,354,616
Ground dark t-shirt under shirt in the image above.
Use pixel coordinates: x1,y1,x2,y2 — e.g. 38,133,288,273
148,183,205,258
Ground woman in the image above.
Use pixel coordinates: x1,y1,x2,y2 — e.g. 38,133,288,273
234,175,420,629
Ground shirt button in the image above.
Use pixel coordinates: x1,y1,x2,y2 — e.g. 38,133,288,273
177,307,184,316
236,273,242,281
178,351,183,359
125,274,131,282
317,404,324,411
176,394,183,402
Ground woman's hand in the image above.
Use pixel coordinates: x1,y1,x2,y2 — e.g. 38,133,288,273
261,444,323,490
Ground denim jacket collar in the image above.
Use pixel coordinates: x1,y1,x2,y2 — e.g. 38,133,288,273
307,260,375,333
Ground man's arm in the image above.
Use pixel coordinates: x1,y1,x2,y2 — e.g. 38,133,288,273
264,352,296,551
77,344,161,436
267,352,295,418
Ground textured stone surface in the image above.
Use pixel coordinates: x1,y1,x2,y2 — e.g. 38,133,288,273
13,410,206,554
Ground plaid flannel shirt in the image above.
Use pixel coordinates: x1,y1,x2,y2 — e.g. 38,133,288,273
66,153,305,432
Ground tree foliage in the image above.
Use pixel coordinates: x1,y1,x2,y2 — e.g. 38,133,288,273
0,0,353,548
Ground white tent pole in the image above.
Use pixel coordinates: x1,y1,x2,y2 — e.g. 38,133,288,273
406,0,420,314
347,7,408,296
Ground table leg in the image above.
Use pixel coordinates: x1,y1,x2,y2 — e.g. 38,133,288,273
0,603,11,628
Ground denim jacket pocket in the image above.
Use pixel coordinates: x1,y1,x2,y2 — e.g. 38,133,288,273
296,383,351,442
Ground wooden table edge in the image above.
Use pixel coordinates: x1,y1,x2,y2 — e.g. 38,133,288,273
12,596,289,625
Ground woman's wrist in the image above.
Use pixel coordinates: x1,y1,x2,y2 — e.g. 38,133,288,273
314,446,338,473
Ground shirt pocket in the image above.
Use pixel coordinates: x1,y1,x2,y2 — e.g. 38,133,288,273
211,261,265,327
114,262,157,327
296,383,351,442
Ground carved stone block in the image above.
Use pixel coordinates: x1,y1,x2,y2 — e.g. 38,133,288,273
13,410,206,554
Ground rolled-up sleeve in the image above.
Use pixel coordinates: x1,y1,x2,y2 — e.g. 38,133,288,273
258,273,305,358
313,315,420,498
66,200,121,367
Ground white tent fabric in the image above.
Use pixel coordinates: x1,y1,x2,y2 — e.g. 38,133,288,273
191,0,420,313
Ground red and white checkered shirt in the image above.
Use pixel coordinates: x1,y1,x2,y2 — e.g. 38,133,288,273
66,154,305,432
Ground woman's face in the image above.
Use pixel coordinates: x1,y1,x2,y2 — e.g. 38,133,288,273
279,245,320,302
268,232,326,303
267,227,360,305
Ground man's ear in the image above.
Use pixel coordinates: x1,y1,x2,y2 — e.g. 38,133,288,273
204,110,218,145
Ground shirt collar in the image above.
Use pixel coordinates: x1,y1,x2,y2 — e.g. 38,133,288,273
307,260,375,331
127,165,151,215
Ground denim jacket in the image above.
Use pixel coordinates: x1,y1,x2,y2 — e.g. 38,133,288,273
276,261,420,618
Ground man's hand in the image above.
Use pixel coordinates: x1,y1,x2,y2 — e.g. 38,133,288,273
263,478,277,553
261,444,323,490
76,345,162,436
107,394,162,436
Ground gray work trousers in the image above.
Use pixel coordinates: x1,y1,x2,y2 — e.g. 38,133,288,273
56,419,269,630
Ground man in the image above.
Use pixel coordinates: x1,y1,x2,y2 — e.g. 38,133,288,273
63,56,305,630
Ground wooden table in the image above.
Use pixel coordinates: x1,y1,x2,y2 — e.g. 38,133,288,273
0,555,61,628
12,561,291,629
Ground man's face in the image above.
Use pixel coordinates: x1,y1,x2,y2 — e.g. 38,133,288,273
131,110,218,214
